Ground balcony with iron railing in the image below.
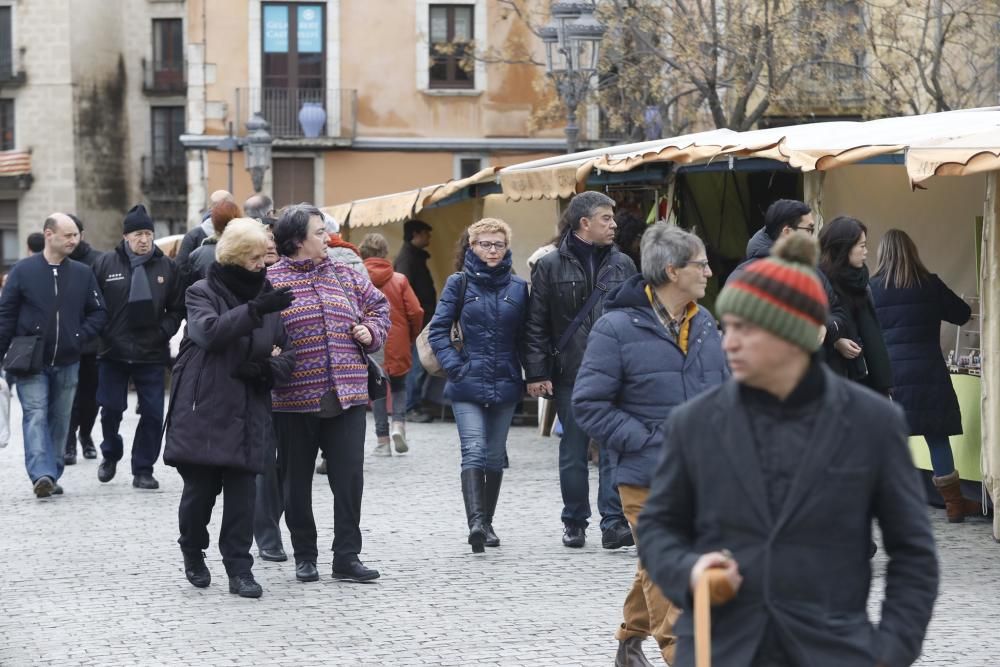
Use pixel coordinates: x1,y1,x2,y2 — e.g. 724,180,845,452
142,58,186,95
0,50,25,86
141,156,186,198
235,87,357,140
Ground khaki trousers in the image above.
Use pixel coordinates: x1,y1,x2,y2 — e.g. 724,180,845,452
615,484,682,664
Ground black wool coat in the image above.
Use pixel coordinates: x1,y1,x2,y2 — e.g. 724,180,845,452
637,367,938,667
163,269,295,475
869,273,971,436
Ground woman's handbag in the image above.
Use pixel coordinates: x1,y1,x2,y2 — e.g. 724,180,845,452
417,272,468,377
2,335,44,375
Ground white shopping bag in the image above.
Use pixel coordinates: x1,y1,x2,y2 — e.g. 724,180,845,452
0,375,10,447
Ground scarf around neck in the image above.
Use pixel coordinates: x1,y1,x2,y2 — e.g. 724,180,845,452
211,262,267,304
125,244,157,329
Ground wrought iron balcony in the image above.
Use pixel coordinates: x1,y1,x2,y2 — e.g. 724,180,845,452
235,87,357,140
142,58,186,95
0,51,26,86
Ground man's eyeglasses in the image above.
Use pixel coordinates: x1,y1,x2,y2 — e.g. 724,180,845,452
795,224,816,235
685,259,711,272
475,241,508,252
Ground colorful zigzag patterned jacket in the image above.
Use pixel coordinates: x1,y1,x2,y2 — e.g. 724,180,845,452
267,256,390,412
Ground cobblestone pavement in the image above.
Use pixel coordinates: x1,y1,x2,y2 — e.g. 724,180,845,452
0,396,997,666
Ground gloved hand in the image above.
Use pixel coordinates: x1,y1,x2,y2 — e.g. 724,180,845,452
231,360,275,393
231,361,262,382
251,286,295,316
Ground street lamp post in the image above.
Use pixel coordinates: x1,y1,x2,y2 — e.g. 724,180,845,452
244,112,273,194
541,2,606,154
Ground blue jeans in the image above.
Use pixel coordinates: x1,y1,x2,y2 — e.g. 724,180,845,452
555,385,624,531
97,360,166,476
452,401,517,471
405,342,428,412
17,363,79,483
925,434,956,477
373,375,408,437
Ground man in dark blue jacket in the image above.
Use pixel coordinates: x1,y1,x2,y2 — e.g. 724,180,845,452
0,213,107,498
574,224,729,667
93,204,185,490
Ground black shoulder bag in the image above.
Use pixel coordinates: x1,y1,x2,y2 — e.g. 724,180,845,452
2,269,60,375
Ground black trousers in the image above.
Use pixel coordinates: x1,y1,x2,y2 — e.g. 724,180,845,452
177,464,256,576
253,428,285,552
66,353,98,452
274,406,366,564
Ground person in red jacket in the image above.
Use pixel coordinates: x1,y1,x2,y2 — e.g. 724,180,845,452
360,233,424,455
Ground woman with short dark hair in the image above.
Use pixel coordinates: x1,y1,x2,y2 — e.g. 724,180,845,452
164,218,296,598
268,203,391,583
870,228,979,521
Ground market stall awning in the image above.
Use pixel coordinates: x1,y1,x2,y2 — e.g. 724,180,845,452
328,107,1000,223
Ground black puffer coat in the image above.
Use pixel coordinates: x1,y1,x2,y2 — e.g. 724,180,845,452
870,273,971,436
523,232,636,385
163,264,295,474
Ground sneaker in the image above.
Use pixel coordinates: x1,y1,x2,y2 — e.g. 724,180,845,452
405,409,433,424
228,572,263,598
373,438,392,457
602,523,636,550
97,458,117,483
562,525,586,548
132,474,160,490
183,550,211,588
391,422,408,453
331,558,380,582
33,476,55,498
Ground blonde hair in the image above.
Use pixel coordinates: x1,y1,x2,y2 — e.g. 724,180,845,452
216,218,268,266
467,218,512,245
874,228,929,289
358,233,389,260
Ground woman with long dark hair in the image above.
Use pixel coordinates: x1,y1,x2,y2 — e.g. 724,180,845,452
818,216,892,395
870,228,979,521
429,218,529,552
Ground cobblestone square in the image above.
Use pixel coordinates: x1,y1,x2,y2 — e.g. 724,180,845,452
0,396,996,666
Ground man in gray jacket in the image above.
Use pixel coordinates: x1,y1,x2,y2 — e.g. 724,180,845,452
638,233,937,667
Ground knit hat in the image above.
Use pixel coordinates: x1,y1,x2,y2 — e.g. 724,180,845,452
716,232,828,352
123,204,154,235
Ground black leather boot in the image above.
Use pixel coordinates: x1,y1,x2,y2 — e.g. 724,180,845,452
482,470,503,547
460,469,486,553
182,550,211,588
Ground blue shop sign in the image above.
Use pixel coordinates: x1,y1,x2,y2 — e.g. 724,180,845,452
263,5,289,53
297,5,323,53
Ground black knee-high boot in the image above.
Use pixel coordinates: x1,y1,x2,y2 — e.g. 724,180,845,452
461,469,486,553
483,471,503,547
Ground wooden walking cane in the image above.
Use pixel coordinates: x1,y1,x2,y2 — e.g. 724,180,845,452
694,551,738,667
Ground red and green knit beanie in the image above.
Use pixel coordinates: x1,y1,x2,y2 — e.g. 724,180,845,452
716,233,829,352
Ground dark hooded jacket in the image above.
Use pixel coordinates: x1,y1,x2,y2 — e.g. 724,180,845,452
428,249,528,405
92,242,185,364
573,274,729,488
163,263,295,474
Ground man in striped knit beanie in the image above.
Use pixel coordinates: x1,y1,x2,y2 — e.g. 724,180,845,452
637,232,937,667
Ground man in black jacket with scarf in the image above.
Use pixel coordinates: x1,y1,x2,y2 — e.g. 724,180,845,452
93,205,185,490
523,191,636,549
638,233,937,667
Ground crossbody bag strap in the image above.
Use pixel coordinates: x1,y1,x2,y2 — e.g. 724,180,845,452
553,282,604,355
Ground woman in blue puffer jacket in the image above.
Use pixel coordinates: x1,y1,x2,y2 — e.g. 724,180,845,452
428,218,529,553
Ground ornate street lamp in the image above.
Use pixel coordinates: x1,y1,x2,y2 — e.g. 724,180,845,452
541,1,605,153
244,112,273,194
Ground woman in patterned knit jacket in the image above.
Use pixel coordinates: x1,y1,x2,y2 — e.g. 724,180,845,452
267,203,390,585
